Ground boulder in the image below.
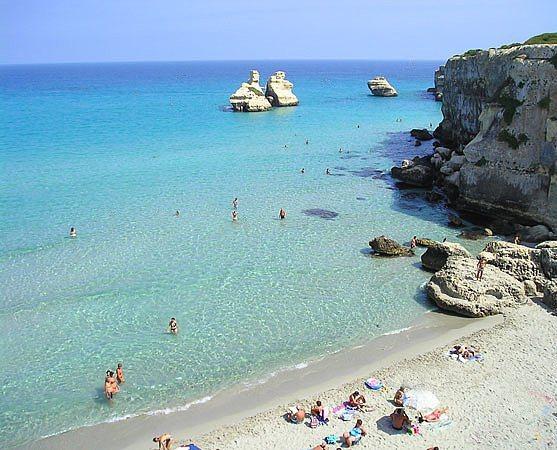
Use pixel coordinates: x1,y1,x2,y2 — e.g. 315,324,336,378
426,257,528,317
414,140,422,147
367,76,398,97
410,128,434,141
421,242,472,271
430,153,444,169
543,281,557,308
459,229,487,240
229,70,272,112
540,248,557,279
435,147,452,159
369,235,414,257
448,214,463,227
439,163,454,176
536,241,557,249
523,279,539,297
415,237,438,248
447,154,466,171
515,224,555,243
391,164,434,188
265,71,299,107
443,171,461,188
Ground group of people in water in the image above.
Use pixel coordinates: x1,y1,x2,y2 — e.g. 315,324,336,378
104,363,124,399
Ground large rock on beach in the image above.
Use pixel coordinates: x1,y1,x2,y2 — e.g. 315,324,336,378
369,235,414,256
421,242,472,271
367,76,398,97
426,257,528,317
265,71,298,107
543,281,557,308
229,70,272,112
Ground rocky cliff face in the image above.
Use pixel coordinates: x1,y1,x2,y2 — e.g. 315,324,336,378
265,71,298,107
434,44,557,232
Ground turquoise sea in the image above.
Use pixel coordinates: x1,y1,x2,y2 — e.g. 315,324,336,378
1,60,463,447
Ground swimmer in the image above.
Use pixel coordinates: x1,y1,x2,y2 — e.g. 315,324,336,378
231,210,238,221
175,210,180,217
168,317,178,335
326,168,331,175
116,363,125,384
339,148,343,153
69,227,77,238
301,168,305,174
305,139,309,145
232,197,239,209
279,208,286,220
357,124,360,128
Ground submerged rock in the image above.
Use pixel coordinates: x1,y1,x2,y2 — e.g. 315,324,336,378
369,235,414,256
265,71,298,107
302,209,339,219
229,70,272,112
367,76,398,97
421,242,472,271
426,256,528,317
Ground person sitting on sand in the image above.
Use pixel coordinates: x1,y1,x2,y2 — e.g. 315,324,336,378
116,363,125,384
286,406,305,424
347,391,366,409
393,387,406,407
476,257,487,281
69,227,77,238
343,419,366,447
279,208,286,220
231,210,238,221
168,317,178,335
390,407,410,430
311,400,327,422
410,236,417,249
311,443,327,450
153,433,173,450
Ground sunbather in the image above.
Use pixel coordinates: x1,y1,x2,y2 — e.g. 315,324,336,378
421,407,449,422
347,391,366,409
286,406,306,423
311,400,327,422
310,443,327,450
390,408,410,430
343,419,366,447
393,387,405,406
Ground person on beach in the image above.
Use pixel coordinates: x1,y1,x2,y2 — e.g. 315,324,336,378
286,406,305,424
410,236,417,249
69,227,77,238
311,400,327,422
231,210,238,221
116,363,125,384
347,391,366,409
343,419,366,447
514,234,521,245
390,408,410,430
279,208,286,220
153,433,173,450
104,371,119,399
311,443,327,450
476,257,487,281
393,386,406,406
168,317,178,334
232,197,239,209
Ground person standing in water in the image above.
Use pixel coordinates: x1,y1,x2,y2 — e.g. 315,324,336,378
279,208,286,220
168,318,178,335
174,210,180,217
231,210,238,221
232,197,238,209
69,227,77,237
116,363,125,384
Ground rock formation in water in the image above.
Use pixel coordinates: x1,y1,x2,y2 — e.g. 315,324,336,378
427,66,445,101
431,43,557,234
369,235,414,256
265,71,299,107
367,76,398,97
421,242,472,272
229,70,272,112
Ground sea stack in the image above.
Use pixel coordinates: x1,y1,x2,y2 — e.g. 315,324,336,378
367,76,398,97
229,70,272,112
265,71,299,107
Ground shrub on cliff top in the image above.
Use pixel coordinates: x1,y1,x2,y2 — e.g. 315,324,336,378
538,96,551,109
524,33,557,45
498,130,528,150
462,49,483,57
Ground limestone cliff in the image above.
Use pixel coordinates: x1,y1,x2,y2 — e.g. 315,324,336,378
229,70,272,112
434,44,557,232
367,76,398,97
265,71,298,107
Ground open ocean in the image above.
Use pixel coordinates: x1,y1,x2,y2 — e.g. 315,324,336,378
1,60,466,447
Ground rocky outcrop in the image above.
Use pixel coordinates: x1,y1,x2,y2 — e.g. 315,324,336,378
432,44,557,233
426,256,528,317
367,76,398,97
421,242,472,271
265,71,298,107
415,237,438,248
391,155,434,187
434,65,445,101
369,236,414,256
543,281,557,308
411,129,434,141
229,70,272,112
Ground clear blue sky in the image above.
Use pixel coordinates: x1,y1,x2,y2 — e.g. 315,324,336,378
1,0,555,64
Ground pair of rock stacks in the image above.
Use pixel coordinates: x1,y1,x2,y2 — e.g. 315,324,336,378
229,70,299,112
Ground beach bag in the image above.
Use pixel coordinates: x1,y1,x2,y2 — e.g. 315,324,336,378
325,434,338,444
365,377,383,390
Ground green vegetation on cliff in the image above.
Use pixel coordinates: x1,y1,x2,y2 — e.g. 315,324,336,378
524,33,557,45
538,96,551,109
498,130,528,150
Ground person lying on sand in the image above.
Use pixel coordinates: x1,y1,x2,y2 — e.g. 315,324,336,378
420,407,449,423
347,391,366,409
343,419,366,447
393,387,406,407
153,433,173,450
390,407,410,430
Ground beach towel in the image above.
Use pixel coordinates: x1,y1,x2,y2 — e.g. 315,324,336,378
448,351,484,362
325,434,338,444
364,377,383,390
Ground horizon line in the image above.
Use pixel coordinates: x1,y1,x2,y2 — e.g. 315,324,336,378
0,57,447,67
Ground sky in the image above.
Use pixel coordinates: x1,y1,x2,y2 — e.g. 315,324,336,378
1,0,556,64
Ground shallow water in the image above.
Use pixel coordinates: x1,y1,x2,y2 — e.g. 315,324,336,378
0,60,479,447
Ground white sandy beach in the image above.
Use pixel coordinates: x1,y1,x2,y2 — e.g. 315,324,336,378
28,301,557,450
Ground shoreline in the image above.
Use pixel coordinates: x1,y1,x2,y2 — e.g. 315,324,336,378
26,309,503,450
